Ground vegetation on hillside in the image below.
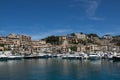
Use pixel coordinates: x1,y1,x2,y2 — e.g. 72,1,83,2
70,46,77,51
43,33,120,47
87,33,99,38
44,36,59,45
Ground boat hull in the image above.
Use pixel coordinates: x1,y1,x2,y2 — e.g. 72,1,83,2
113,56,120,61
24,56,39,59
0,57,8,61
88,56,100,60
7,57,22,60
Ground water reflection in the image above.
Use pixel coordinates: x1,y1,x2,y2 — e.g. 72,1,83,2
0,59,120,80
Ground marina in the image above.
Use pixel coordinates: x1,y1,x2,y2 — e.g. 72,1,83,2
0,0,120,80
0,51,120,61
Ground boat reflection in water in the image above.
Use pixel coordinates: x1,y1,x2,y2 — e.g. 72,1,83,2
0,58,120,80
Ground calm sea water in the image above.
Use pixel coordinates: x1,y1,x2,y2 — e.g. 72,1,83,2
0,59,120,80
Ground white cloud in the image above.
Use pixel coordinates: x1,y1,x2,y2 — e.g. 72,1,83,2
0,30,5,33
85,0,99,17
31,33,50,40
88,16,104,20
31,29,72,40
69,0,104,20
0,30,6,36
52,29,71,33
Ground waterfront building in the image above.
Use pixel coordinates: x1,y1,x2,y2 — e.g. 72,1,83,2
85,44,101,52
39,40,46,45
0,33,120,53
7,33,31,46
20,35,31,42
77,43,85,52
58,36,67,45
100,45,108,52
19,35,31,46
17,34,32,54
31,40,40,53
60,39,70,53
0,47,4,51
31,40,52,53
0,36,12,51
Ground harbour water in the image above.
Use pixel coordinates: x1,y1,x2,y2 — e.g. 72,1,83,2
0,59,120,80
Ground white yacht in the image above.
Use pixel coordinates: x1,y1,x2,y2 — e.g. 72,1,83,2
56,53,63,57
88,53,101,60
62,53,77,59
74,52,84,60
113,53,120,61
107,54,113,60
24,53,37,59
62,53,73,59
7,54,23,60
38,53,52,58
0,53,7,61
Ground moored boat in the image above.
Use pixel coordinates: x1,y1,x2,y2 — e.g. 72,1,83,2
113,53,120,61
0,53,7,61
24,54,38,59
62,53,74,59
88,53,101,60
37,53,52,58
7,55,23,60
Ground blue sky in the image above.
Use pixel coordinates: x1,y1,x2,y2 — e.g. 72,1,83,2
0,0,120,40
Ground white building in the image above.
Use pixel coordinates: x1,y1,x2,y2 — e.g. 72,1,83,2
103,34,112,39
75,33,87,40
39,40,46,45
7,34,20,38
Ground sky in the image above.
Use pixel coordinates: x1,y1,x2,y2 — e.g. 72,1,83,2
0,0,120,40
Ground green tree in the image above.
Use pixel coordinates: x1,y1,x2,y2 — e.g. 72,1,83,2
78,39,86,45
87,39,94,43
0,44,4,47
70,33,75,36
44,35,59,45
87,33,99,38
70,46,77,51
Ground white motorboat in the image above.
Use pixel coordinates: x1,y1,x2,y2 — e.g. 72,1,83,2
113,53,120,61
38,53,52,58
0,53,7,61
88,53,101,60
62,53,76,59
7,54,23,60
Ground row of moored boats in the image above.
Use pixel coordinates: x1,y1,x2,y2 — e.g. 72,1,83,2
0,51,120,61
